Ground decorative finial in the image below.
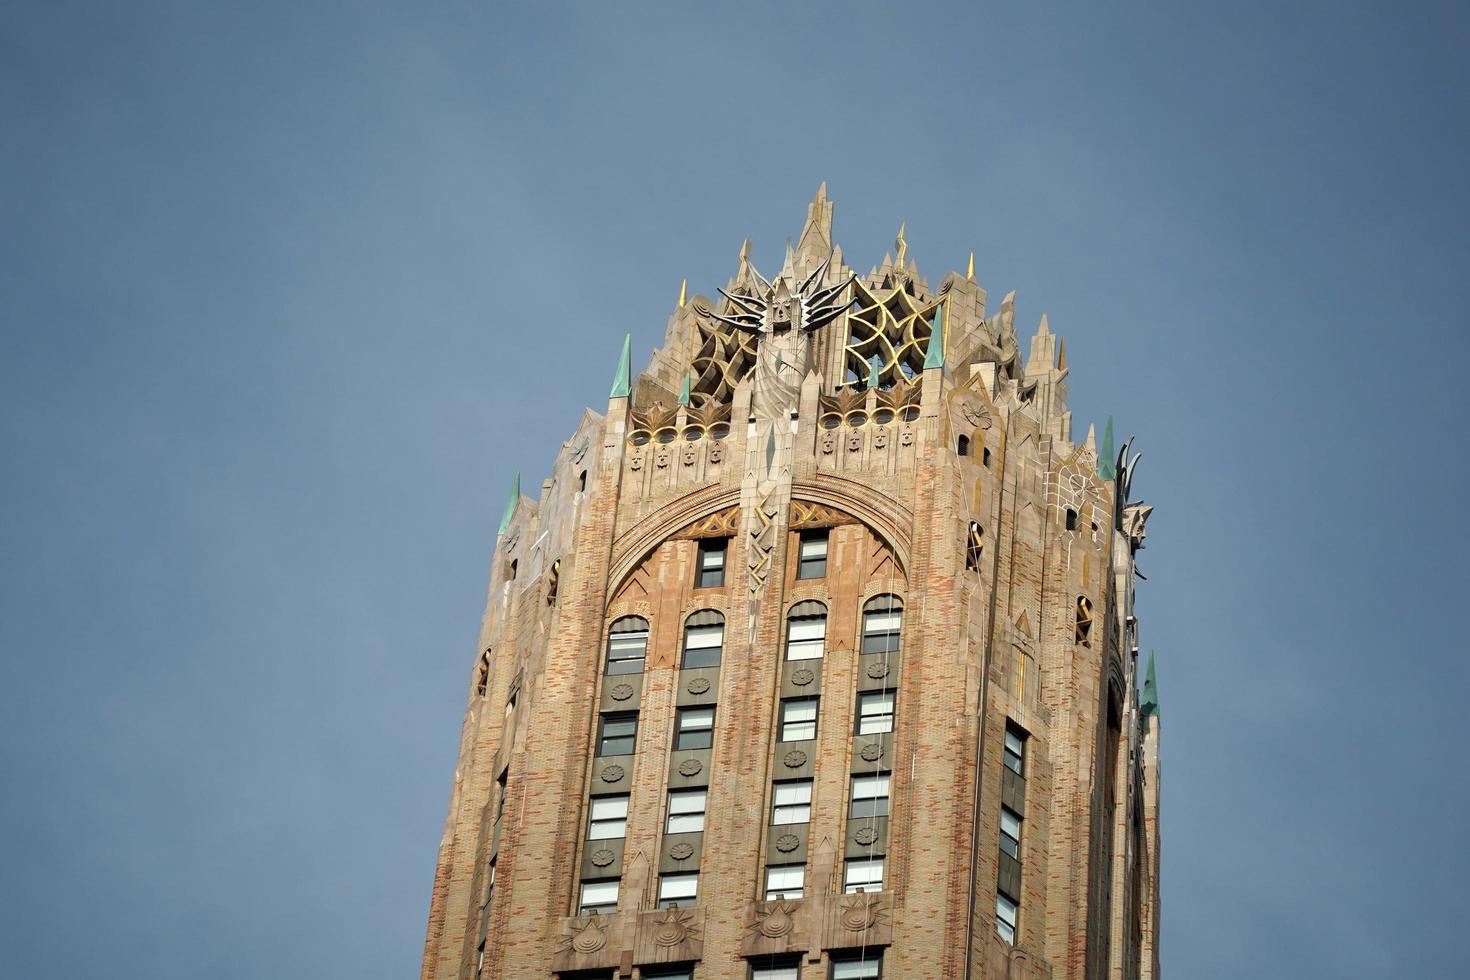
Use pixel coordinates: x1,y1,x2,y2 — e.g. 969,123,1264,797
739,239,751,263
867,354,883,389
677,371,691,407
895,223,907,265
1097,416,1116,480
923,299,946,370
966,251,975,281
1140,650,1160,726
678,278,687,308
497,470,521,536
1057,334,1067,371
609,333,632,399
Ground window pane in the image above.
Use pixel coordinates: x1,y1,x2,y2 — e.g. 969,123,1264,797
1004,729,1026,775
799,536,828,559
857,692,894,735
1001,808,1021,839
772,782,812,824
752,966,800,980
598,714,637,756
843,858,884,893
683,623,724,668
996,892,1018,943
675,707,715,750
780,698,818,741
606,630,648,674
579,880,619,913
832,956,882,979
765,864,805,899
850,775,890,817
657,872,697,907
666,790,706,834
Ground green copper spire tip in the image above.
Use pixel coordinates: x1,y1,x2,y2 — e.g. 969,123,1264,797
609,333,632,399
677,371,691,407
866,354,883,389
923,300,946,370
1140,650,1159,725
1097,415,1117,481
497,470,521,536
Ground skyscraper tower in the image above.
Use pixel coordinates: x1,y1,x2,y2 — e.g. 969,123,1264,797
421,187,1162,980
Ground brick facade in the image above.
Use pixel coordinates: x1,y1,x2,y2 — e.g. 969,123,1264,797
421,187,1162,980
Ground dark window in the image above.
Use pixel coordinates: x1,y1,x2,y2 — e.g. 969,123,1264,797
597,713,638,756
508,559,517,580
546,559,560,604
605,616,649,675
674,705,715,750
1003,725,1026,776
982,447,991,467
681,611,725,669
475,650,491,697
494,769,508,823
966,522,984,571
957,435,970,456
779,697,818,742
696,538,728,588
796,530,828,579
578,470,587,493
1065,508,1077,531
861,595,903,654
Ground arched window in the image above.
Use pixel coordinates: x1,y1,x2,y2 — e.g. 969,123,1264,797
475,649,491,697
681,610,725,669
957,435,970,457
578,470,587,493
1065,508,1078,531
546,559,560,604
862,595,903,655
983,447,992,467
605,616,649,674
1075,596,1093,647
785,601,827,661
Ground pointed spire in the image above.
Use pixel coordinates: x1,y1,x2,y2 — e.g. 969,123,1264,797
1056,334,1067,371
1036,312,1051,336
609,333,632,398
966,251,975,281
894,223,907,265
1084,422,1097,454
923,299,946,370
1140,650,1160,725
497,470,520,536
867,354,883,389
677,371,691,406
678,278,687,308
1097,416,1116,480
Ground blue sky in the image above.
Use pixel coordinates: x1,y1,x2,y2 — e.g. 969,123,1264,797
2,2,1467,977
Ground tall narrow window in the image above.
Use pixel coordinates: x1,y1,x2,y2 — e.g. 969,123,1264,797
958,434,970,456
966,522,985,571
657,872,698,908
696,538,727,588
796,530,828,579
681,611,725,669
587,795,629,839
546,559,560,604
785,601,827,661
861,595,903,654
849,774,891,818
842,857,885,894
578,879,619,915
1065,508,1078,531
1000,806,1022,859
673,705,715,750
605,616,649,675
597,712,638,756
665,789,707,834
983,447,992,467
856,691,895,735
764,864,805,900
1003,726,1026,775
494,769,508,824
779,697,818,742
1075,595,1093,647
475,650,491,697
771,781,812,825
996,892,1018,944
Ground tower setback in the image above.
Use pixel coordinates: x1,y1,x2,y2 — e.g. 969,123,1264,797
422,187,1162,980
